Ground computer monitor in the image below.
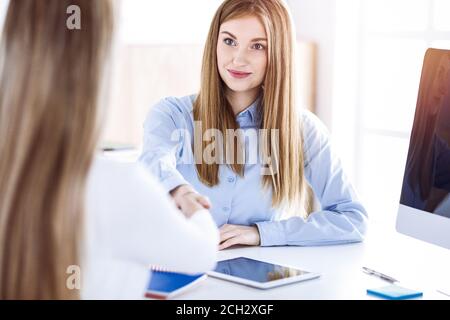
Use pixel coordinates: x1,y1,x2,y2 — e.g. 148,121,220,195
396,48,450,250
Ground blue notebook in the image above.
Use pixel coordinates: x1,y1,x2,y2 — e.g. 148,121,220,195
145,270,207,299
367,284,423,300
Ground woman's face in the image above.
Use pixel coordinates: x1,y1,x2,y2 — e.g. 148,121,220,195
217,15,268,94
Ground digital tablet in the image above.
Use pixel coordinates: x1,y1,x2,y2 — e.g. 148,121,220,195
207,257,320,289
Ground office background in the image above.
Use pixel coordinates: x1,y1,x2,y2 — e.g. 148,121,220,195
1,0,449,235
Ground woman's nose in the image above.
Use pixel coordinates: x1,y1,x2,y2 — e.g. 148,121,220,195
232,48,248,67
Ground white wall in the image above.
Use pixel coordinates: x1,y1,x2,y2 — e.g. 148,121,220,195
118,0,222,45
287,0,361,185
287,0,337,129
0,0,8,31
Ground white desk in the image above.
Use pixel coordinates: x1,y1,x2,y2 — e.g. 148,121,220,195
178,227,450,300
102,150,450,300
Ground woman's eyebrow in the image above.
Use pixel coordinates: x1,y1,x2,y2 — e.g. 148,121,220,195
221,31,237,39
251,37,267,42
220,31,267,42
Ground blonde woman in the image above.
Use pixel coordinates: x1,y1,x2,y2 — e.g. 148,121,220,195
140,0,367,250
0,0,218,299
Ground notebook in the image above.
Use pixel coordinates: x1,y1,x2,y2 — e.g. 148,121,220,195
367,284,423,300
145,269,207,300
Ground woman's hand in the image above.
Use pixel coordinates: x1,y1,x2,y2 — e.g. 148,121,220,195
170,185,211,218
219,224,261,250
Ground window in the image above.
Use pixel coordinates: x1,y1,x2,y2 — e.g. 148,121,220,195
334,0,450,229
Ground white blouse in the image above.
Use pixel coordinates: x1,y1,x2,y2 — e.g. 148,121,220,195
81,155,219,299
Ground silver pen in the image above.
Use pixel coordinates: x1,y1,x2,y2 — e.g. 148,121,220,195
362,267,399,283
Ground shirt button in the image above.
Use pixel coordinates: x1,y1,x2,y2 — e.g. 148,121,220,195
227,177,235,183
222,207,230,212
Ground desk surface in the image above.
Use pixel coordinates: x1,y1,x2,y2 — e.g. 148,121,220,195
176,227,450,300
103,150,450,300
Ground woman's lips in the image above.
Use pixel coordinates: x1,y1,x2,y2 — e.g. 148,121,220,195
227,69,252,79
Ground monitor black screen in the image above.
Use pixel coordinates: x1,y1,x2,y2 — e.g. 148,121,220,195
400,48,450,218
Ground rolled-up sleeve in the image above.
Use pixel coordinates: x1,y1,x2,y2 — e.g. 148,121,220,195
255,110,368,246
139,98,189,193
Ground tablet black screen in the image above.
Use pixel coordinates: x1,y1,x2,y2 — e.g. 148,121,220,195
213,257,309,283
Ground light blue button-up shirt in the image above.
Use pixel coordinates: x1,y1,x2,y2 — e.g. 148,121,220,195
140,95,368,246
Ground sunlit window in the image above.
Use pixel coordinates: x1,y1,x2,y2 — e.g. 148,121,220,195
364,0,428,32
433,0,450,31
335,0,450,229
361,38,426,133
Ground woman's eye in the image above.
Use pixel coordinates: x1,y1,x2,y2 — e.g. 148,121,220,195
252,43,265,50
224,38,236,46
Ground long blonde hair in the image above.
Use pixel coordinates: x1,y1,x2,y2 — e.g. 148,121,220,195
0,0,113,299
194,0,307,214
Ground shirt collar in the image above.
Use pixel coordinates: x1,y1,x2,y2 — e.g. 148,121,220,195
235,96,262,125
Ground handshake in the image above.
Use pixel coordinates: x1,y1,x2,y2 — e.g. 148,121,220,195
170,184,211,218
170,184,261,250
